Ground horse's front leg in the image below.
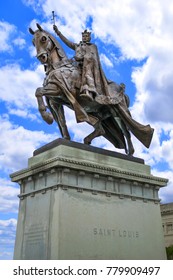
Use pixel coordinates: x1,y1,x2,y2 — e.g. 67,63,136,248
35,87,53,124
49,100,70,140
84,121,105,145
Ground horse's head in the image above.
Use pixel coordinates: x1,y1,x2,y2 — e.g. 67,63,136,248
29,23,67,65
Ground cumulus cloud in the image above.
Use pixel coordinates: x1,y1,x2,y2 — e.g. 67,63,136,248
0,21,27,55
0,63,44,110
0,218,17,260
100,53,114,68
0,219,17,230
13,38,26,49
132,52,173,124
0,21,16,52
0,115,58,173
153,169,173,204
26,0,173,126
0,178,19,214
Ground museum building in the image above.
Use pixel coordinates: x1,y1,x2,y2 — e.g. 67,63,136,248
160,202,173,247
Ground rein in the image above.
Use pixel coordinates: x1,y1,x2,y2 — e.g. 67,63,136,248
45,36,74,74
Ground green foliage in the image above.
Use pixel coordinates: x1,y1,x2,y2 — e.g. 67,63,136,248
166,245,173,260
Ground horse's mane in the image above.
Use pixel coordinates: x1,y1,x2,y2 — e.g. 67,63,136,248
38,28,67,60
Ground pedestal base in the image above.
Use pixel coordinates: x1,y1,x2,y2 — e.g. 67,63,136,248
11,139,168,259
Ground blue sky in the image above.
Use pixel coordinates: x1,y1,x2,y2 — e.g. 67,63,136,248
0,0,173,260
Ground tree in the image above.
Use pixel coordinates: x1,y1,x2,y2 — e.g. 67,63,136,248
166,245,173,259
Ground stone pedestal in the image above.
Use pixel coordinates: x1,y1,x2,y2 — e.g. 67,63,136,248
11,139,168,260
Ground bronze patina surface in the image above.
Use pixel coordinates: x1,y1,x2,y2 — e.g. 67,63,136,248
29,23,154,155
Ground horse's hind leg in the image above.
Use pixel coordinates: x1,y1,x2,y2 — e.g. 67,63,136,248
35,87,53,124
110,107,134,155
119,121,134,155
84,121,105,145
124,127,134,155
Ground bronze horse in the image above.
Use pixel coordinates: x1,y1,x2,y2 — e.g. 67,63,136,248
29,23,154,155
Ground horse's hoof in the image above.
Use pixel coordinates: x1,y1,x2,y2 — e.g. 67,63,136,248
42,112,54,124
80,93,93,102
128,146,135,156
84,137,91,145
64,136,71,140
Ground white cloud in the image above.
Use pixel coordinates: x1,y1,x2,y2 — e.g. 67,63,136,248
24,0,173,61
7,107,39,121
13,38,26,49
0,218,17,260
161,132,173,170
0,178,19,214
0,21,16,52
100,53,113,68
0,116,58,173
0,63,44,109
29,0,173,126
0,21,27,54
0,219,17,228
153,169,173,204
131,52,173,124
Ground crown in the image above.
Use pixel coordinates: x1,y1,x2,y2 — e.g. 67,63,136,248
82,29,91,36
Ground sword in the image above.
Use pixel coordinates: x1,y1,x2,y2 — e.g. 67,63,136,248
51,11,56,25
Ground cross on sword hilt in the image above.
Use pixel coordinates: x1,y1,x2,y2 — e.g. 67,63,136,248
51,11,56,25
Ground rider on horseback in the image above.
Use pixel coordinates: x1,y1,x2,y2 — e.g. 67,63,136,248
52,25,154,154
53,25,106,101
30,23,154,155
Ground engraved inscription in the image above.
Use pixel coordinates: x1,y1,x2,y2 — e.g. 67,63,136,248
22,224,48,259
24,224,47,244
93,228,116,236
93,228,139,238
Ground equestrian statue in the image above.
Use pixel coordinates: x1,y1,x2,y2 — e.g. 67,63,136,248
29,23,154,155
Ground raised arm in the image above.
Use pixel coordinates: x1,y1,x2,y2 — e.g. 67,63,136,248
53,25,76,50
